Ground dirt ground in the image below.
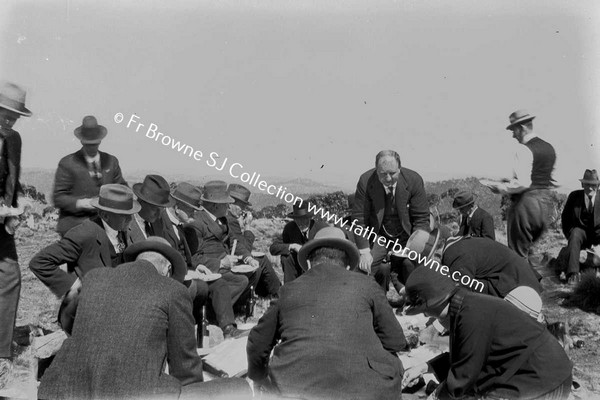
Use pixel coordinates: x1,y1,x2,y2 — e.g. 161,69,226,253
3,224,600,399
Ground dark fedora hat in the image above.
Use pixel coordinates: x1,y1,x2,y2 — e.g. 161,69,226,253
133,175,175,207
228,183,252,206
287,200,311,218
74,115,107,144
0,82,32,116
123,236,187,283
403,264,459,316
90,184,141,214
297,226,360,271
452,190,475,209
172,182,203,210
506,109,536,130
579,169,600,185
201,180,234,204
404,228,441,261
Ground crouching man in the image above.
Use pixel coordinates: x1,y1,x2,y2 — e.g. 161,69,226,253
247,227,408,400
38,237,251,400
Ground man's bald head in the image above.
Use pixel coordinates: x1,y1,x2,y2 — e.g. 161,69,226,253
375,150,401,188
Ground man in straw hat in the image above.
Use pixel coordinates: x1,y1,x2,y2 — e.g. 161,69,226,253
186,181,281,299
560,169,600,285
402,266,572,400
484,110,556,266
53,115,127,237
30,184,140,334
38,236,251,400
452,190,495,240
0,81,32,389
161,182,249,339
248,227,408,400
270,199,329,283
352,150,431,292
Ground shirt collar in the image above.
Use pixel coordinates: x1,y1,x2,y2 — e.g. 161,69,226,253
521,132,537,145
468,205,478,218
382,182,397,193
83,152,100,165
203,208,218,222
166,207,181,225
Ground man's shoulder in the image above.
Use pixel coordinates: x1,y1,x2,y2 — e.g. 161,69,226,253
66,218,105,239
57,150,84,165
99,150,120,163
567,189,584,199
399,167,424,185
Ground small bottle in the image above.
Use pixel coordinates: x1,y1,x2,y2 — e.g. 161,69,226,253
198,305,209,348
245,286,256,322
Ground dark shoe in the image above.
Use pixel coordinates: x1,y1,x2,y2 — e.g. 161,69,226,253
567,272,581,286
222,324,249,339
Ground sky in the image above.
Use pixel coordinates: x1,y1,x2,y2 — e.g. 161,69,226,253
1,0,599,193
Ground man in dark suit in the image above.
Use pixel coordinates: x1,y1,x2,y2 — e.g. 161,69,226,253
561,169,600,284
53,115,127,236
186,181,281,298
352,150,430,291
0,82,31,388
403,266,572,400
452,190,495,240
248,227,407,400
29,184,139,333
270,200,329,283
226,183,256,258
38,237,251,400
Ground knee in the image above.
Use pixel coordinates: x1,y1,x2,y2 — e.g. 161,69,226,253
376,263,391,277
568,227,586,243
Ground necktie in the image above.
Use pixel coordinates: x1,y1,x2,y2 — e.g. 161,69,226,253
116,231,126,253
144,221,154,237
588,196,594,213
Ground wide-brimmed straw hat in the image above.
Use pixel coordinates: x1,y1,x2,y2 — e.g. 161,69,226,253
201,180,234,204
90,184,141,214
228,183,252,207
403,265,459,316
123,236,187,283
579,169,600,185
297,226,360,271
452,191,475,209
133,175,175,207
402,229,441,261
0,82,32,116
506,109,535,130
74,115,107,144
171,182,203,210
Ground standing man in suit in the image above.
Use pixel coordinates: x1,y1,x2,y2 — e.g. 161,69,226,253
352,150,430,291
30,184,139,333
53,115,127,236
186,181,281,299
38,237,251,400
560,169,600,284
486,110,556,264
0,82,31,389
248,227,407,400
452,190,495,240
270,200,329,283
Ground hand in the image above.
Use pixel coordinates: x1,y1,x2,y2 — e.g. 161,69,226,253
4,216,20,235
248,258,259,268
175,208,191,223
289,243,302,253
359,252,373,274
196,264,212,275
402,363,428,389
76,198,96,211
66,278,82,301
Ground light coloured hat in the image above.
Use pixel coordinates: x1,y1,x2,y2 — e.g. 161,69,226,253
201,180,234,204
506,109,535,130
90,184,141,214
579,169,600,185
0,82,32,116
504,286,543,322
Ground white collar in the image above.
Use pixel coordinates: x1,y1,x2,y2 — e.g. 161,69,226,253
83,152,100,164
468,205,478,218
521,132,537,145
203,208,218,222
166,207,181,225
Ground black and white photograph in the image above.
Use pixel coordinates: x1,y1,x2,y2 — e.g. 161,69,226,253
0,0,599,399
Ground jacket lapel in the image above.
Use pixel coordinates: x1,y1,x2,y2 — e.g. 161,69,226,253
199,210,225,240
369,178,386,226
395,172,411,235
594,191,600,227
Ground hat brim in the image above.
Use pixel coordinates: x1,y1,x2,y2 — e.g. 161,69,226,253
452,199,475,209
74,125,108,142
580,179,600,185
230,194,251,207
90,197,141,214
200,195,235,204
0,104,32,117
123,238,187,283
133,183,176,207
171,193,202,210
297,237,360,271
506,115,535,130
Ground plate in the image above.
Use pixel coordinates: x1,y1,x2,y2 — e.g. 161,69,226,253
231,264,259,274
198,273,222,282
251,251,265,258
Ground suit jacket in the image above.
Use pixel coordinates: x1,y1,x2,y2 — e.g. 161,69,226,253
29,218,115,297
125,214,168,246
459,207,495,240
0,128,22,207
159,209,194,268
269,219,329,256
353,167,430,250
53,149,127,235
561,189,600,241
184,210,230,273
247,263,407,400
38,260,203,400
226,211,255,258
440,290,572,399
442,237,541,298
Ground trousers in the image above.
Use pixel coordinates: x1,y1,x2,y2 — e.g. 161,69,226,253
0,257,20,358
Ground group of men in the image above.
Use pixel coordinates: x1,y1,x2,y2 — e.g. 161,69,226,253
0,78,582,400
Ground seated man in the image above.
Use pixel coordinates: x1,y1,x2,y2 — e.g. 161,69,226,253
29,184,139,333
247,227,408,400
452,190,495,240
442,235,542,319
226,183,257,257
38,237,251,400
186,181,281,299
560,169,600,285
162,182,248,338
269,200,328,283
402,266,572,400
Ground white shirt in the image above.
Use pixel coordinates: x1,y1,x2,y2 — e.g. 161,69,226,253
461,205,478,225
101,219,123,253
166,207,182,240
133,214,149,239
586,192,596,211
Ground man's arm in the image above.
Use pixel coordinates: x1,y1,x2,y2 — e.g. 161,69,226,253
183,223,223,273
370,281,408,352
407,172,430,232
166,284,204,385
227,214,252,258
269,223,293,256
352,174,371,250
247,299,281,381
3,131,21,206
481,212,496,241
52,158,81,214
109,157,128,186
561,192,576,239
